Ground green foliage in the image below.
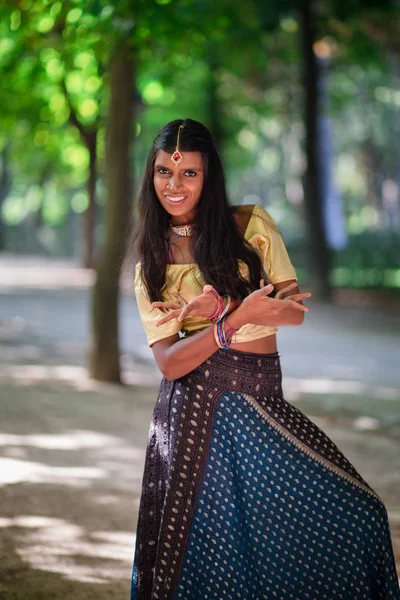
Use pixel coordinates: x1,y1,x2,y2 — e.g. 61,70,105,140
0,0,399,290
333,231,400,289
286,231,400,290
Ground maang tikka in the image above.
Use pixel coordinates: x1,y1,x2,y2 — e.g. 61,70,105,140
170,124,185,166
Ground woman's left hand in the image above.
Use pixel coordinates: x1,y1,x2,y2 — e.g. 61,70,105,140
152,285,218,327
273,281,311,303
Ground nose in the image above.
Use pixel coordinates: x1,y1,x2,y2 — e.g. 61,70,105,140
167,172,183,190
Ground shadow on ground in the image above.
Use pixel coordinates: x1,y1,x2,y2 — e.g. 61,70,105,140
0,378,156,599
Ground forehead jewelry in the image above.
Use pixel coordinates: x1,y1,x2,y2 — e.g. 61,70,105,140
170,124,185,166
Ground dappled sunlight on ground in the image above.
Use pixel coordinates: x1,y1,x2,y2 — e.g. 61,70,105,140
0,425,147,491
0,363,159,389
0,457,106,486
284,376,400,401
353,416,380,430
0,516,134,584
0,430,125,450
0,380,149,596
284,377,400,437
0,373,154,595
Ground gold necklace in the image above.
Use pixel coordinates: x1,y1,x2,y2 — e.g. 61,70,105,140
170,222,193,237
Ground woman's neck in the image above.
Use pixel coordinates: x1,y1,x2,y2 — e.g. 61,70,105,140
169,207,197,225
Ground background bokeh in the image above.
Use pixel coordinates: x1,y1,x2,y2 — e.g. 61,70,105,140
0,1,399,598
1,0,400,295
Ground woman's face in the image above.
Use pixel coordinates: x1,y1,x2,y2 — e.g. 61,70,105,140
153,150,204,224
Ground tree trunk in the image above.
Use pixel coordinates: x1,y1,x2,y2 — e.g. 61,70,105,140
89,43,134,382
83,131,97,268
0,145,11,250
298,1,332,299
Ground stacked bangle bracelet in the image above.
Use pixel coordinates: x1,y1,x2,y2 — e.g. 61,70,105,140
208,289,221,321
207,287,240,350
214,316,238,350
207,290,232,323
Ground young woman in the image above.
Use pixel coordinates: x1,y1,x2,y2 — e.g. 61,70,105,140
130,119,399,600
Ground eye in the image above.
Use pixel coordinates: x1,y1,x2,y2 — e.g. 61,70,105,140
185,170,197,177
157,168,170,175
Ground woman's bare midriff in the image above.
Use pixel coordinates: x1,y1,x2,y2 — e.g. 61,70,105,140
230,333,278,355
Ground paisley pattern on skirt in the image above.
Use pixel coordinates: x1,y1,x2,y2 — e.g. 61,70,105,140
130,349,399,600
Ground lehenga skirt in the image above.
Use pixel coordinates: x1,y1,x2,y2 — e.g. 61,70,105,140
130,349,399,600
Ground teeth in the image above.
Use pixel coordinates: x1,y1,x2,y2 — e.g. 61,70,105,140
166,195,185,202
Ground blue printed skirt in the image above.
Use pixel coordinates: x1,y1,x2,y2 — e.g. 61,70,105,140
130,349,399,599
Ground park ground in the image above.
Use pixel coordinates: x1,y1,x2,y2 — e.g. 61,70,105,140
0,254,399,599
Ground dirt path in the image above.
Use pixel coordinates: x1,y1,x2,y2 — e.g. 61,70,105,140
0,375,153,599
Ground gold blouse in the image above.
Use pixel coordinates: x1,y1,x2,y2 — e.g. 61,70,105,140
135,204,297,347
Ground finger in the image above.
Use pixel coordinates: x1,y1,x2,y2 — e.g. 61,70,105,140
152,301,180,310
202,284,214,294
287,300,309,312
175,293,188,307
279,282,298,294
156,309,181,326
170,291,187,306
266,298,309,313
258,283,274,295
177,300,197,322
285,292,312,302
275,282,298,299
259,279,266,288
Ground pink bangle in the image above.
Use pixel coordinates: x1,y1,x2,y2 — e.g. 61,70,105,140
225,318,238,342
207,288,221,320
225,317,238,333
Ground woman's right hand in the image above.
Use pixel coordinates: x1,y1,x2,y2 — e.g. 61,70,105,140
152,285,219,327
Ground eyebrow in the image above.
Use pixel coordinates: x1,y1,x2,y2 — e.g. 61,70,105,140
154,163,202,171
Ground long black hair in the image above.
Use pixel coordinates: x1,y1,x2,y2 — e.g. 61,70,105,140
135,118,269,302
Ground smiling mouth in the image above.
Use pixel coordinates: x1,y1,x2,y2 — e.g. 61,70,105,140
165,195,186,204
